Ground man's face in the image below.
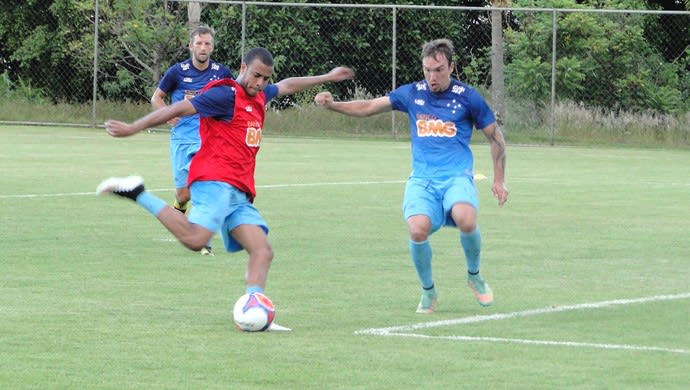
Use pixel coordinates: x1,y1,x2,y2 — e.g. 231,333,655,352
239,59,273,96
422,54,454,93
189,33,214,64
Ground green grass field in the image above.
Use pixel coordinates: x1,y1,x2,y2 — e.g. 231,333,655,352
1,125,689,389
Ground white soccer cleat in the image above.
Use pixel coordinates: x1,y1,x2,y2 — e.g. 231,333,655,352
266,322,292,332
96,175,145,200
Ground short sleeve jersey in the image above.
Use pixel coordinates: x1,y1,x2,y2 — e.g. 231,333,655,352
157,59,234,143
188,79,279,201
389,79,495,179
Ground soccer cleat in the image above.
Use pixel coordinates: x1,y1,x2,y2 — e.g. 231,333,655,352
173,199,188,214
416,287,437,314
96,176,145,201
467,273,493,307
266,322,292,332
200,246,214,256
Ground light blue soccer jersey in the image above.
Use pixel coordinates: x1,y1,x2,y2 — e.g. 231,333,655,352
158,59,234,143
389,79,495,179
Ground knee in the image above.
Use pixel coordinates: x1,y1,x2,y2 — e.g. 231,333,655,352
409,230,428,242
184,239,207,252
458,220,477,233
451,204,477,233
408,224,430,242
180,232,212,251
407,215,432,242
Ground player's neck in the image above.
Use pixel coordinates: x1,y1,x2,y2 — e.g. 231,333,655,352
192,59,210,71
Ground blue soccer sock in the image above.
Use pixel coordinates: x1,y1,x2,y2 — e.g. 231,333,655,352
246,285,264,295
135,191,167,216
461,226,482,274
409,239,433,289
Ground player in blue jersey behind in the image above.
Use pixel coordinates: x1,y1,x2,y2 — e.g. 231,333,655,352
315,38,508,313
151,25,234,256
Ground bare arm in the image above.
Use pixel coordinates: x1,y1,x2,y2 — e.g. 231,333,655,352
151,87,179,126
104,100,197,137
481,122,508,207
150,87,167,110
314,92,393,118
275,66,354,96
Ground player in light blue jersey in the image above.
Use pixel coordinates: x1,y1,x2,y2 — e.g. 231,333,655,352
315,38,508,313
151,25,234,256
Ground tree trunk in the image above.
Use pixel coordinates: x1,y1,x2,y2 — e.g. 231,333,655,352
188,2,201,29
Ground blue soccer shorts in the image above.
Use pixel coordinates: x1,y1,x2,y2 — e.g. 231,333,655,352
169,142,201,189
402,176,479,233
188,181,268,253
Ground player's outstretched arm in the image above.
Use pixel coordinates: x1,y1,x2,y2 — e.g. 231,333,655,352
315,92,392,118
275,66,354,97
104,100,197,138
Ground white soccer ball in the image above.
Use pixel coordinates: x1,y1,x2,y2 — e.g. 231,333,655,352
233,292,275,332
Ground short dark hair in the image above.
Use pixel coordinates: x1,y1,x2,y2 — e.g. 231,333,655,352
243,47,274,67
190,25,215,43
421,38,454,65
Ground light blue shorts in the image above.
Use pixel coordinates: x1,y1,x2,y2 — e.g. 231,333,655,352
402,176,479,233
170,142,200,189
188,181,268,253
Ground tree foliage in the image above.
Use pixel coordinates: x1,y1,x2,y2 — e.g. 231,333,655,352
99,0,188,101
506,0,690,114
0,0,95,102
0,0,687,115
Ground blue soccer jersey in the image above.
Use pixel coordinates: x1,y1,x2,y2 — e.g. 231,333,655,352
389,79,496,179
157,59,234,143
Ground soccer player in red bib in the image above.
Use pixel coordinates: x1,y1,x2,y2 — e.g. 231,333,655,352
98,48,354,328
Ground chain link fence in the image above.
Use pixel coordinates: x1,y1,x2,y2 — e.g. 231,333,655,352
1,1,688,144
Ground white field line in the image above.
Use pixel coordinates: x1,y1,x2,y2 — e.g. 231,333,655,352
382,333,690,355
0,180,406,200
3,177,687,200
356,293,690,355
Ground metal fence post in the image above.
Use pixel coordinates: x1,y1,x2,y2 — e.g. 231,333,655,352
391,6,397,139
92,0,100,128
549,9,557,146
241,2,246,60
